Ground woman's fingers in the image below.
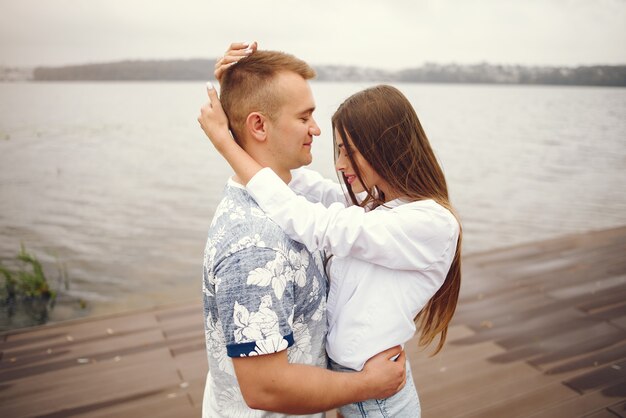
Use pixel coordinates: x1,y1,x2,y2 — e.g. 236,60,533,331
205,82,223,112
199,82,223,121
214,41,258,82
227,41,253,52
226,47,255,59
228,40,257,54
216,54,243,68
214,61,231,83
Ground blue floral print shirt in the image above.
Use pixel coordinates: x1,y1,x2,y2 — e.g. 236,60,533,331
202,178,328,417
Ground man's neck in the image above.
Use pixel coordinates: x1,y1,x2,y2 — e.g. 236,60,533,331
268,167,292,184
242,147,292,185
232,166,291,186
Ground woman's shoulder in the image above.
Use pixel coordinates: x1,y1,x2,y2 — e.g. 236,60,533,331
392,199,460,236
391,198,451,213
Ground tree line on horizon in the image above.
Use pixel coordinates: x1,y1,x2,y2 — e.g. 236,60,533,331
25,59,626,87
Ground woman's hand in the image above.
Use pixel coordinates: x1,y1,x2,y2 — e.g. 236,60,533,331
198,82,232,153
214,41,258,83
198,82,263,184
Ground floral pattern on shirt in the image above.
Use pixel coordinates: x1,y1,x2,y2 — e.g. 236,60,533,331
202,181,328,418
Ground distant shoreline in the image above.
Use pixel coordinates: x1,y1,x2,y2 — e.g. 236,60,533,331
1,59,625,87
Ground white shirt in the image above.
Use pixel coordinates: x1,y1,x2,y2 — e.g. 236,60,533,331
247,168,460,371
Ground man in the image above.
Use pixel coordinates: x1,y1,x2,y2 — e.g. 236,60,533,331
199,50,405,417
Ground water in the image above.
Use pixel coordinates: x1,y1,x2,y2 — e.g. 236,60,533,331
1,81,625,326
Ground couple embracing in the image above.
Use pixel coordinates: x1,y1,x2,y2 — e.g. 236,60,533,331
198,42,461,417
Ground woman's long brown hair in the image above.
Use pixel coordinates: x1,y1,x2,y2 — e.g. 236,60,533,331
332,85,462,355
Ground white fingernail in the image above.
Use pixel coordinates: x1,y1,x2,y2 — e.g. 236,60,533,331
206,81,214,91
244,48,253,54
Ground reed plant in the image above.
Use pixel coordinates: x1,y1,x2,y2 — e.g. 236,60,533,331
0,245,58,326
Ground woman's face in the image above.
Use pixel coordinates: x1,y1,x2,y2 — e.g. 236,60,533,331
334,130,384,195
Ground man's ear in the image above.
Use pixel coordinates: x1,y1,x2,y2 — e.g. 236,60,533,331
246,112,268,143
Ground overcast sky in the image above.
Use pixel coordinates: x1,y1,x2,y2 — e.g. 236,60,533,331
1,0,624,69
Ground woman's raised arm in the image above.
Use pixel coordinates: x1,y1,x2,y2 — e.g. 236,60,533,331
247,168,460,271
197,83,264,183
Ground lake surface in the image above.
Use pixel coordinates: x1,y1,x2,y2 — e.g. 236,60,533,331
1,81,625,325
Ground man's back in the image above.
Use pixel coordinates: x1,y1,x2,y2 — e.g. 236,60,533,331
202,179,328,417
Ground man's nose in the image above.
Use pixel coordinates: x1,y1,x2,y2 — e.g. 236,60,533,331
309,119,321,136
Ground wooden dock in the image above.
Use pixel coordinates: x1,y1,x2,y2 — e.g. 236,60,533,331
1,226,625,417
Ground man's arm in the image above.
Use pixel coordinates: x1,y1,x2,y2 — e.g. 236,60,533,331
233,346,406,414
211,242,405,413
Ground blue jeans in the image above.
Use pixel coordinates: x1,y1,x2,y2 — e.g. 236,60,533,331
329,358,421,417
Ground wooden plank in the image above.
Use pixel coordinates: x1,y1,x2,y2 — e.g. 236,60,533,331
607,399,626,416
162,323,203,339
145,341,206,408
182,375,208,410
454,306,590,348
530,329,626,371
408,340,505,374
454,291,559,330
33,391,195,418
582,408,625,418
456,286,535,313
0,312,160,353
80,395,198,418
579,290,626,314
170,348,209,389
169,338,206,357
469,244,549,266
424,366,580,417
0,328,167,382
545,341,626,375
589,303,626,322
0,348,182,418
505,257,579,278
155,304,202,322
564,360,626,393
583,408,620,418
0,313,162,379
524,380,626,418
487,322,622,367
459,381,579,418
420,360,545,413
548,274,626,300
412,343,509,400
611,315,626,331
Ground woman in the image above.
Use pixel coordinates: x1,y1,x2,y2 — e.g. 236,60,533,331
200,46,462,417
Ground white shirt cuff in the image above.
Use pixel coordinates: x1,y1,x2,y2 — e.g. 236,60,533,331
247,167,296,213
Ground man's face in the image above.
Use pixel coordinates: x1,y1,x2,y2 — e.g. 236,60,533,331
265,71,320,171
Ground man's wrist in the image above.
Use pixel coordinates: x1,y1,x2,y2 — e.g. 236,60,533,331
353,369,374,402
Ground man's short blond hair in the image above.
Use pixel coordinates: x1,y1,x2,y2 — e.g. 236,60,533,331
220,50,316,144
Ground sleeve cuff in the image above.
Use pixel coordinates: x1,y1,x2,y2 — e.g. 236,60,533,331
247,167,297,213
287,167,308,195
226,332,294,357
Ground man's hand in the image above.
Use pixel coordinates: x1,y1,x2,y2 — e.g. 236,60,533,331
214,41,258,83
360,345,407,400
